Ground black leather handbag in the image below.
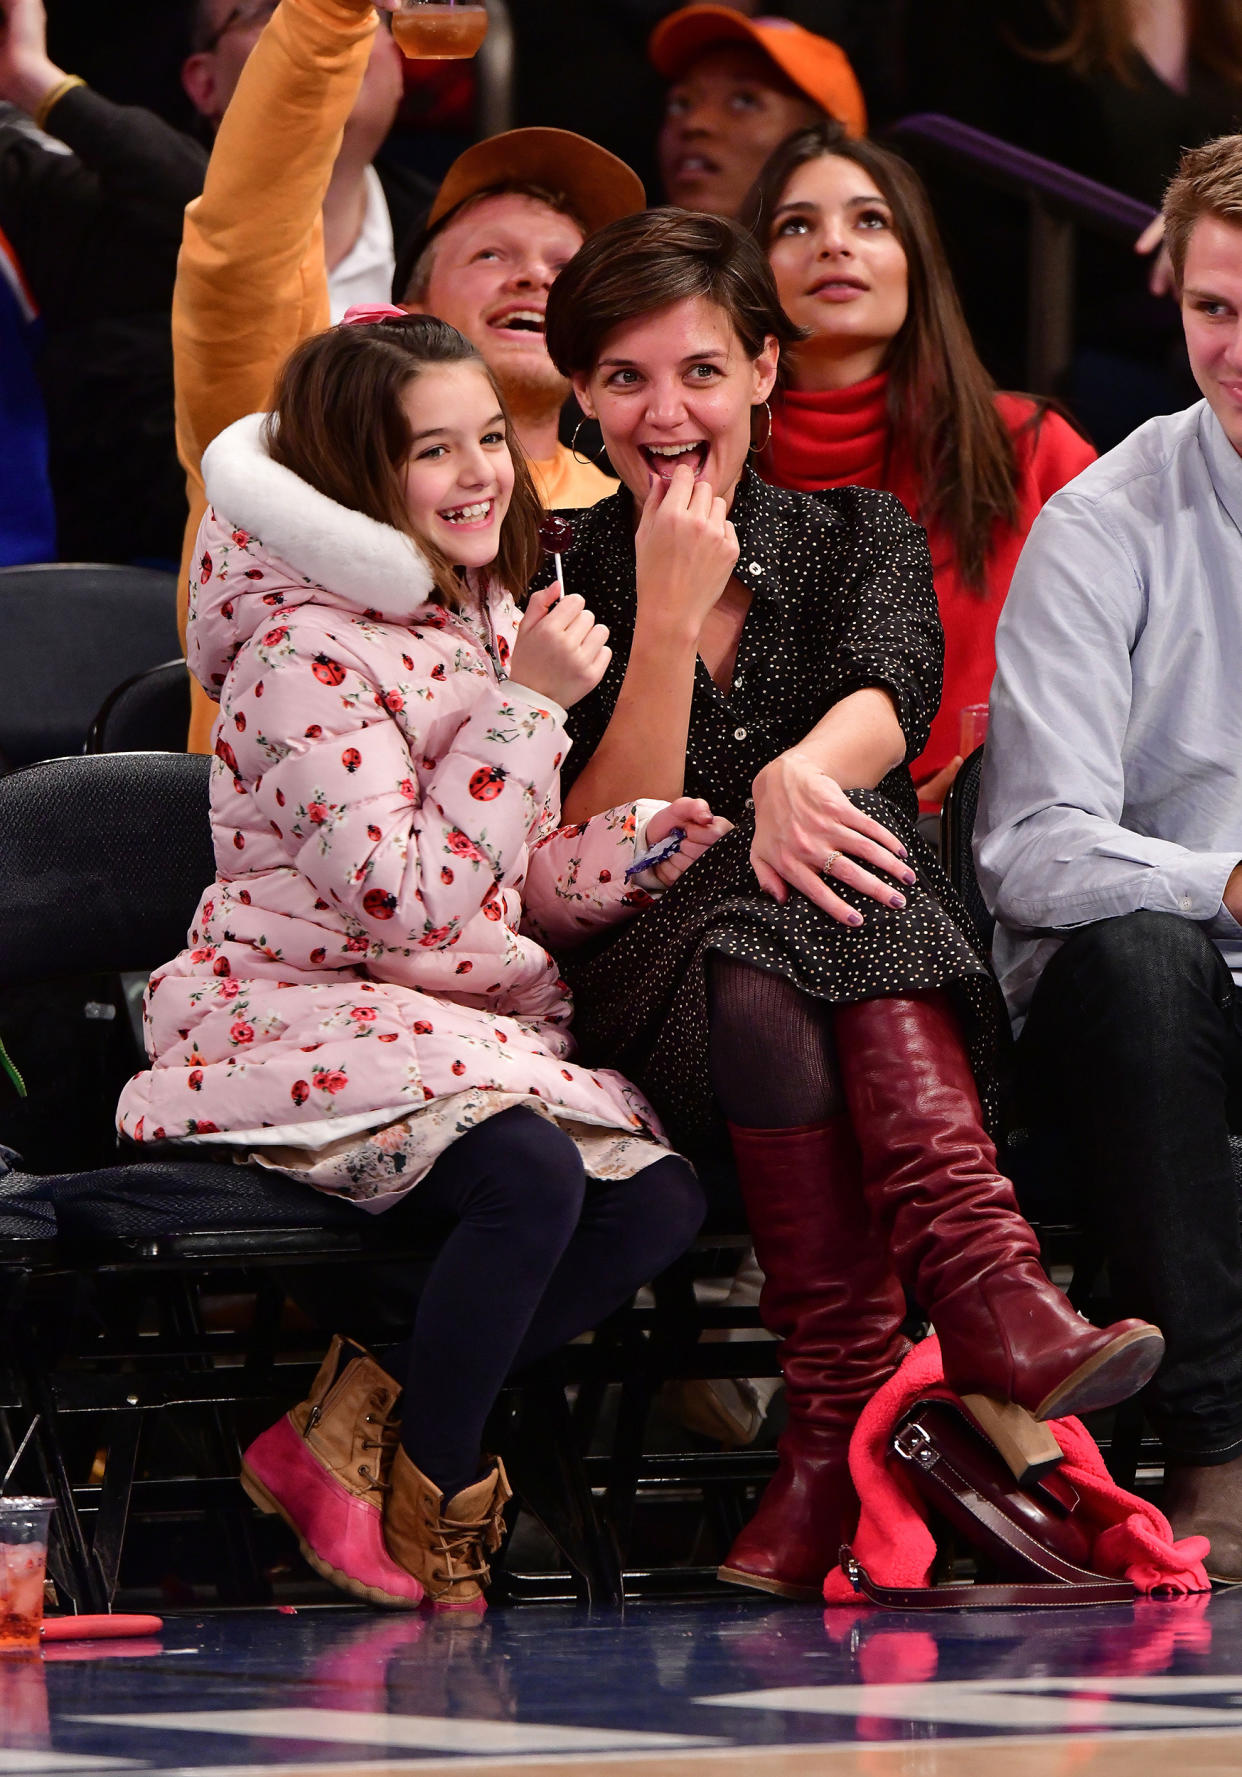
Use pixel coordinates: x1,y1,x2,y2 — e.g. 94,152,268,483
841,1395,1137,1609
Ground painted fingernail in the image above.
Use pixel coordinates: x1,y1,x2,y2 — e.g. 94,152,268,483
897,846,909,859
848,911,864,926
903,870,917,885
890,894,906,909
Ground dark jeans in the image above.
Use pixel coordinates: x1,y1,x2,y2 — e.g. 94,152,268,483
1016,910,1242,1463
383,1107,705,1500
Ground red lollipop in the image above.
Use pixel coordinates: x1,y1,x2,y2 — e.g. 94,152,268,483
538,514,575,554
538,516,575,599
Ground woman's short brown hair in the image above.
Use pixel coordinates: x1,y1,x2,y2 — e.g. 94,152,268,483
266,314,541,607
543,206,805,377
1164,135,1242,292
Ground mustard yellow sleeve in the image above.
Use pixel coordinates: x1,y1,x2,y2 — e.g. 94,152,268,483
175,0,378,748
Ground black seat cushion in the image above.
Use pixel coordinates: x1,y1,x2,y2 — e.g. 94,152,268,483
44,1156,454,1263
46,1158,371,1241
0,1165,57,1246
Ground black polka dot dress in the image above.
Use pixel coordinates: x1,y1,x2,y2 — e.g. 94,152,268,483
547,469,1004,1162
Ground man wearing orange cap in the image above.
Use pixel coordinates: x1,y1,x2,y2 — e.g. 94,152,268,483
173,0,643,751
402,128,643,507
651,4,866,219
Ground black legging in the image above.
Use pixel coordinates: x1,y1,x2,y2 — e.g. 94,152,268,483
382,1107,705,1499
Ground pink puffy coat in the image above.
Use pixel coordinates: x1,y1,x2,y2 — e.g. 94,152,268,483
116,413,671,1194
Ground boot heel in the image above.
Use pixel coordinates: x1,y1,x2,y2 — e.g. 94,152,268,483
960,1393,1063,1485
239,1465,281,1515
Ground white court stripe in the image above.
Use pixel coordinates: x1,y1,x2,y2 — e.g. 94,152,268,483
74,1727,1242,1777
68,1709,721,1755
0,1755,137,1773
699,1681,1242,1732
971,1675,1242,1696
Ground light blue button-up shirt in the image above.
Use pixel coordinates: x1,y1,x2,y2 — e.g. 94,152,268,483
976,399,1242,1024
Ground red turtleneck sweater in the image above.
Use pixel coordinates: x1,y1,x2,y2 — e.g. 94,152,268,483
763,372,1095,795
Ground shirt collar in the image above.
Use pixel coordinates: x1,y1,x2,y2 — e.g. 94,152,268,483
1198,400,1242,540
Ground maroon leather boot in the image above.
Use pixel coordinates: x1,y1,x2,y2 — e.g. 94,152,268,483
717,1117,908,1601
835,991,1164,1423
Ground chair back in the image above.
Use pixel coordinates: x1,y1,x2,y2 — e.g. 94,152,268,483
88,661,190,755
0,753,213,986
940,745,993,951
0,563,180,768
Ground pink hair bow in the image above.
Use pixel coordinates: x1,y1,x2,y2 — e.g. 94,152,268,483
341,303,409,326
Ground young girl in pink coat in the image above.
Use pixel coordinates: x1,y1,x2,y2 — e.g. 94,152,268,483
117,312,718,1610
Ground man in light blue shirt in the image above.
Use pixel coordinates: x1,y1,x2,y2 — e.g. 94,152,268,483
977,133,1242,1582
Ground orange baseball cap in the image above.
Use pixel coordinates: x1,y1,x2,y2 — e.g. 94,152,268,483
427,128,646,234
649,5,866,138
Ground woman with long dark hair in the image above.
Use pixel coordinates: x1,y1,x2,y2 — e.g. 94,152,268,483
539,206,1162,1601
744,123,1095,806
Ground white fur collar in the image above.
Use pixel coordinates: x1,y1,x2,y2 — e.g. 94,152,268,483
202,413,435,613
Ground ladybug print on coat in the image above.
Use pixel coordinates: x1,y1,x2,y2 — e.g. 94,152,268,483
469,765,506,801
312,654,346,687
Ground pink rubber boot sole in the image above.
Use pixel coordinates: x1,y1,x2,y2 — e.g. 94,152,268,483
241,1415,424,1609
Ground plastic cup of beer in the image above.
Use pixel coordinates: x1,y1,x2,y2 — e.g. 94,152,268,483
0,1500,54,1654
392,0,488,59
958,702,990,757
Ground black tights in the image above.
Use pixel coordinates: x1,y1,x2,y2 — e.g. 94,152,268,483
707,953,844,1129
382,1107,704,1500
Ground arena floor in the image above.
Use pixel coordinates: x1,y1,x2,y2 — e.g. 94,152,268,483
6,1590,1242,1777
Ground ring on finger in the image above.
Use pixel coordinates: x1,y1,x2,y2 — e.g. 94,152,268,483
822,850,841,876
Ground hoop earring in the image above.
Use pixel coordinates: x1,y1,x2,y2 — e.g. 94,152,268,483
570,418,596,465
749,400,773,455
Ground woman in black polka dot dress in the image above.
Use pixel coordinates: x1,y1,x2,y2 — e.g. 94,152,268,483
541,209,1163,1602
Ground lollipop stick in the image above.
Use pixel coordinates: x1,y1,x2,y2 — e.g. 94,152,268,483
553,552,564,601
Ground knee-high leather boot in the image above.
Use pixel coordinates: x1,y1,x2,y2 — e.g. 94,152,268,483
835,991,1164,1431
717,1116,908,1601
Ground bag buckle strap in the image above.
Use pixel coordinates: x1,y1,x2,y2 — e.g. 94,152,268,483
892,1420,937,1466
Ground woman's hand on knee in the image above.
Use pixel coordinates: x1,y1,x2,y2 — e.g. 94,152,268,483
749,751,917,924
645,797,732,887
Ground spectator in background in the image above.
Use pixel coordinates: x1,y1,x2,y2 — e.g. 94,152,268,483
975,132,1242,1582
400,131,642,506
0,0,430,566
747,124,1094,808
181,0,433,315
0,218,54,564
174,0,644,753
651,5,865,217
904,0,1242,445
911,0,1242,207
0,0,201,562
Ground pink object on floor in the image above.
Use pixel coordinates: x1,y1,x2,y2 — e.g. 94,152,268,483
41,1615,163,1641
242,1415,424,1608
823,1336,1210,1603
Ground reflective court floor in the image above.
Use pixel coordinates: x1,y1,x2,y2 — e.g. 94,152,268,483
7,1590,1242,1777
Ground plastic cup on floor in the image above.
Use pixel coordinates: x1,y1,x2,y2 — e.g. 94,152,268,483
0,1500,54,1654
